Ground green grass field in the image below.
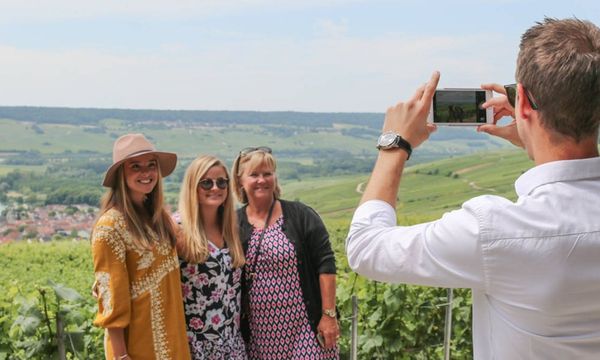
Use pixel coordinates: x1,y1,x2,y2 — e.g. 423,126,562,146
0,118,510,164
0,119,376,158
282,149,531,224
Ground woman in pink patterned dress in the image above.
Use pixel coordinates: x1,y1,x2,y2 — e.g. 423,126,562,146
232,147,340,360
177,155,247,359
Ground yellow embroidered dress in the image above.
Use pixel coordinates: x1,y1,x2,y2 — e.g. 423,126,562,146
92,208,191,360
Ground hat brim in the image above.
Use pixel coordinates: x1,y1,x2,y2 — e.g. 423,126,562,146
102,151,177,188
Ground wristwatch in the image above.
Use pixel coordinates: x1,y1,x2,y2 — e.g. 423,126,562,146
322,308,337,318
376,131,412,159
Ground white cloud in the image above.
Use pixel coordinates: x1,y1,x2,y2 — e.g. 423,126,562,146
316,19,349,38
0,28,517,112
0,0,368,23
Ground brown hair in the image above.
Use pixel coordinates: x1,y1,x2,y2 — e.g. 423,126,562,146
94,161,178,249
516,17,600,142
177,155,245,267
231,150,281,204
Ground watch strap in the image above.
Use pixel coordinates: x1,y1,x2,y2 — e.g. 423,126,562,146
322,308,337,318
393,135,412,160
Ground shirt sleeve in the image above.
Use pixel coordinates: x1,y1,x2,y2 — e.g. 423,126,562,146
346,199,485,289
91,215,131,328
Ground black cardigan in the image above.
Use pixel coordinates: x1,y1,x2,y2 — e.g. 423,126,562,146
238,199,336,336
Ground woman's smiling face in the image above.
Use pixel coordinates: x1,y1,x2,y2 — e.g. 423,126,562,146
123,153,158,205
239,162,276,203
197,165,229,211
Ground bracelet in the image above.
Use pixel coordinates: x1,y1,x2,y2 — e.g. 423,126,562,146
115,354,129,360
322,308,337,318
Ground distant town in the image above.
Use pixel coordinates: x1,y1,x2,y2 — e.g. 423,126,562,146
0,203,97,244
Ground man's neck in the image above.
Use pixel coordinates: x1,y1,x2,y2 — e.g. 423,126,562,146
532,134,599,165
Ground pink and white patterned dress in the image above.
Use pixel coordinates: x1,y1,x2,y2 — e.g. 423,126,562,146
245,216,338,360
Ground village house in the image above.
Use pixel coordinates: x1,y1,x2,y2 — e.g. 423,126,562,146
0,204,98,243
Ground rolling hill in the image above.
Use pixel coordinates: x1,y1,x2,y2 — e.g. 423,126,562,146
284,149,532,226
0,106,511,168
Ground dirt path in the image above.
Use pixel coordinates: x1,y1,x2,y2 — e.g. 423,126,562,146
454,163,490,175
467,181,497,192
455,162,497,192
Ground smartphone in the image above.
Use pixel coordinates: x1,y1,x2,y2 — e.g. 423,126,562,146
427,88,493,125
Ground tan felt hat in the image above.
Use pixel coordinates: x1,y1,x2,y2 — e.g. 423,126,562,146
102,133,177,188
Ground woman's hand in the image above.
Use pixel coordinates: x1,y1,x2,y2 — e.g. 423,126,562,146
317,314,340,349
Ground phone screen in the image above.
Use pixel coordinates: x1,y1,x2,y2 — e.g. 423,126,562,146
432,90,488,123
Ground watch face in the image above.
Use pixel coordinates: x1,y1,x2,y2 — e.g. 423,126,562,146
378,132,397,147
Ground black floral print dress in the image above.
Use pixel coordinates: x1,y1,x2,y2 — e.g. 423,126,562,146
180,241,247,360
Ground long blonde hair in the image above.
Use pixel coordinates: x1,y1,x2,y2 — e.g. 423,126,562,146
94,162,178,249
178,155,245,267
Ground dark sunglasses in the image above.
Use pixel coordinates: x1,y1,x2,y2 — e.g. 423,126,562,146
504,84,539,110
239,146,272,157
198,177,229,190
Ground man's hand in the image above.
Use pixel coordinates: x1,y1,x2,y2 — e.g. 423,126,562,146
382,71,440,148
477,83,524,148
360,71,440,206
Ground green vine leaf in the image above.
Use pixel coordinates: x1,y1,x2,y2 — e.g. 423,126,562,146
48,280,83,302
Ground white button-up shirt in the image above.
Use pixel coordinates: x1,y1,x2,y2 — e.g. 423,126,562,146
347,157,600,359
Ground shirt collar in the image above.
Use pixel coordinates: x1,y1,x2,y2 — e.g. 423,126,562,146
515,156,600,196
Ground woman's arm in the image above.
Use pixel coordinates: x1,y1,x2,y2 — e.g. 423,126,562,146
297,202,338,346
91,212,132,357
302,204,336,274
317,274,339,348
107,328,129,359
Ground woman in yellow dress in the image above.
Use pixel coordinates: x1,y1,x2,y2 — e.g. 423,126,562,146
91,133,191,360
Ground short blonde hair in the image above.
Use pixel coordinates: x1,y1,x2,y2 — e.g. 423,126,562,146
177,155,245,267
231,150,281,204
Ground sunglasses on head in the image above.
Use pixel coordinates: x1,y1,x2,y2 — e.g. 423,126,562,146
198,177,229,190
234,147,273,172
239,146,272,157
504,84,539,110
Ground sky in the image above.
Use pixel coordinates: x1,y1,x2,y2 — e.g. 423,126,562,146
0,0,598,112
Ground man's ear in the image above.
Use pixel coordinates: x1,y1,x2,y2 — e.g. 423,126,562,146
516,84,536,124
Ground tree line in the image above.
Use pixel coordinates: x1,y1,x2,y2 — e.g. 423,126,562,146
0,106,384,129
0,151,376,207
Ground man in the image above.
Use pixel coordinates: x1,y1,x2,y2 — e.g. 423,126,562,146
346,18,600,359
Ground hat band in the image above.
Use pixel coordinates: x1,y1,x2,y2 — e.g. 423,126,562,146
121,148,156,160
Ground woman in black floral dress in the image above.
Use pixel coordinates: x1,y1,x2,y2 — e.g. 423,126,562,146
176,155,247,359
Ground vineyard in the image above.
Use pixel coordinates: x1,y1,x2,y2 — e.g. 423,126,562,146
0,237,473,360
0,241,103,359
0,150,531,359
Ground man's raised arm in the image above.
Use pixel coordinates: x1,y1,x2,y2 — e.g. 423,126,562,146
360,71,440,207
